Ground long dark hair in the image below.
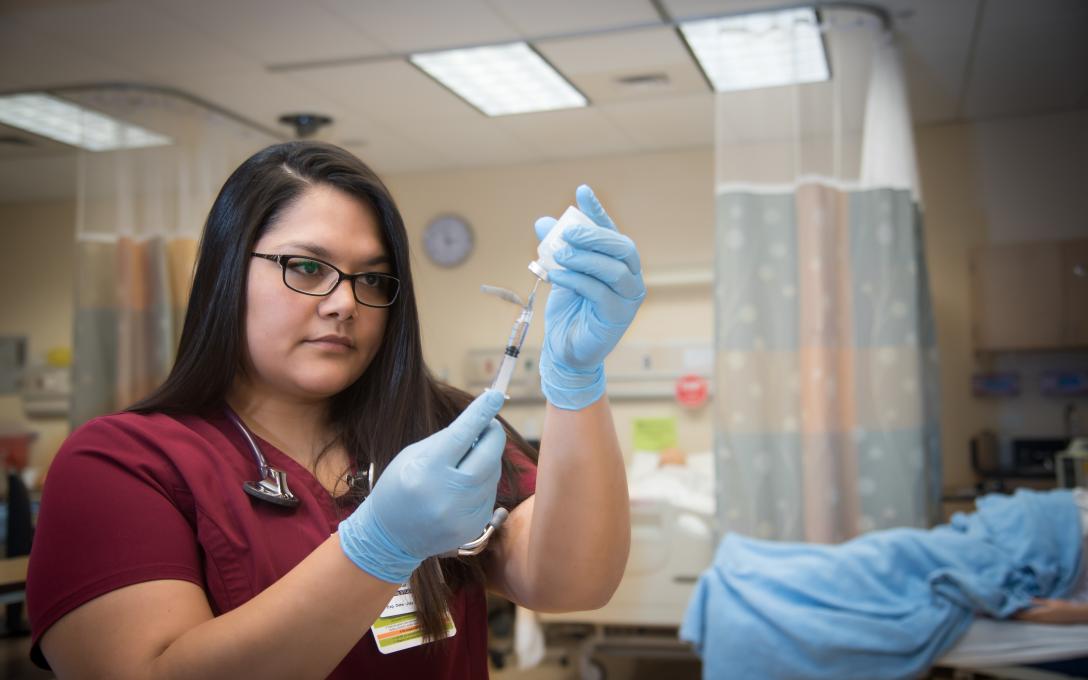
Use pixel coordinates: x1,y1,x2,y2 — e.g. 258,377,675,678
130,140,536,643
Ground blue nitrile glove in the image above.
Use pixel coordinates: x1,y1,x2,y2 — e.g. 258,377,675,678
535,185,645,410
338,389,507,583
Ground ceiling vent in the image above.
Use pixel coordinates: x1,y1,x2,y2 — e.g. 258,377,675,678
278,113,333,138
614,73,671,90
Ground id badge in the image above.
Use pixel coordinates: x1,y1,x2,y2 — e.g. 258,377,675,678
372,584,456,654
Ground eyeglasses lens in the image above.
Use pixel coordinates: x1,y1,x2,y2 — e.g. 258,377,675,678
283,257,397,307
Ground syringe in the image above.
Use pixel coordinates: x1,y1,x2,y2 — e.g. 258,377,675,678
485,279,541,398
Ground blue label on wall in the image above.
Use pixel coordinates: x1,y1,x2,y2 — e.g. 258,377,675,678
1040,371,1088,397
972,372,1021,397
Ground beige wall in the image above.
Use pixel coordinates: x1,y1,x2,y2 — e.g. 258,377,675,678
3,109,1085,489
972,110,1088,244
914,122,994,487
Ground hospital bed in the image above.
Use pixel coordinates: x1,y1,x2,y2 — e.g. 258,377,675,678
540,450,717,623
536,452,717,678
539,499,715,626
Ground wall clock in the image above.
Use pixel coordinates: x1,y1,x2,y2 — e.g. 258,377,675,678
423,214,474,267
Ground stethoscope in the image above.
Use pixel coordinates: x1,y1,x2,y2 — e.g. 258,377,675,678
226,409,507,558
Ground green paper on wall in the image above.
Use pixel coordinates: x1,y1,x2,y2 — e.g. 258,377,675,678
633,417,678,452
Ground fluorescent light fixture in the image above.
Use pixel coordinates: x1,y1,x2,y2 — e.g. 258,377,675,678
680,8,830,93
0,93,172,151
410,42,586,116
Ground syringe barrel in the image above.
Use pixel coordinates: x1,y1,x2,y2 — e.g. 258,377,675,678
491,354,518,397
505,310,532,350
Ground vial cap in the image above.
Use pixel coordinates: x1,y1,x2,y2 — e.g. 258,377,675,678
527,260,549,281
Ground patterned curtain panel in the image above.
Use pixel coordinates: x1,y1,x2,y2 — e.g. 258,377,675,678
715,184,940,542
68,87,275,427
712,15,940,542
71,237,196,425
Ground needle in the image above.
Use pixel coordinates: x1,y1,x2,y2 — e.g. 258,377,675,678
525,278,541,312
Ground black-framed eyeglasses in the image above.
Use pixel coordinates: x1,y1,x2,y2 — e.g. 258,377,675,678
251,253,400,308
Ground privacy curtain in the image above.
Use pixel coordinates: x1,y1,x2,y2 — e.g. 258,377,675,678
713,12,941,543
70,88,275,427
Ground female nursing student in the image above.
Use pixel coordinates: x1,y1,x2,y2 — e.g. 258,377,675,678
27,141,645,678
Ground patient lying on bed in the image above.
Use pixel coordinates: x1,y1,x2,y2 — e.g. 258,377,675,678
1014,487,1088,625
681,487,1087,680
1013,596,1088,623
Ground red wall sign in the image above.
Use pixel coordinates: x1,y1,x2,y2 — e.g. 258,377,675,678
675,374,709,408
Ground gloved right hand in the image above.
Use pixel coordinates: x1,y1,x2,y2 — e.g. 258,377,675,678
535,185,645,410
338,389,507,584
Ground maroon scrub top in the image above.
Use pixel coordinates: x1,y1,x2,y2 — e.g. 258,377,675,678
27,409,537,678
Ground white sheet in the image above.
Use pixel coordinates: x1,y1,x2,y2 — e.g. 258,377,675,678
939,619,1088,667
627,450,715,516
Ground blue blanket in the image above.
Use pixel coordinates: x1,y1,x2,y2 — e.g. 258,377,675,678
680,489,1083,680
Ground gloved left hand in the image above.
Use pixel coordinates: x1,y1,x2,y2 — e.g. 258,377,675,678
536,184,645,410
338,390,507,583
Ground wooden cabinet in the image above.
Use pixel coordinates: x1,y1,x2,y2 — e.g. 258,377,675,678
971,239,1088,351
1063,240,1088,345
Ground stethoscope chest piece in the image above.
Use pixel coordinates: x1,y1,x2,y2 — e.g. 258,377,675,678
243,468,300,508
228,409,301,509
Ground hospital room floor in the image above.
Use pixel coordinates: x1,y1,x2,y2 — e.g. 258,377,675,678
0,633,703,680
491,655,701,679
0,634,1072,679
487,656,1062,680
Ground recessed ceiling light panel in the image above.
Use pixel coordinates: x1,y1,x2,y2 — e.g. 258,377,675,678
0,93,172,151
410,42,587,116
680,8,830,93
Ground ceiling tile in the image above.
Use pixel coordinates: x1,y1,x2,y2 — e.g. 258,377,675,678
12,1,254,79
538,26,691,76
380,110,542,168
283,58,527,168
536,27,707,104
295,58,543,167
660,0,790,21
160,69,350,137
152,0,387,66
289,58,626,167
318,0,519,53
879,0,980,124
960,0,1088,119
324,122,442,176
287,60,479,123
601,93,713,151
494,106,637,160
488,0,661,36
0,15,136,91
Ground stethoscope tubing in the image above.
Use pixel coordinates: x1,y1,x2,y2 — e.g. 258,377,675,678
227,409,504,556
